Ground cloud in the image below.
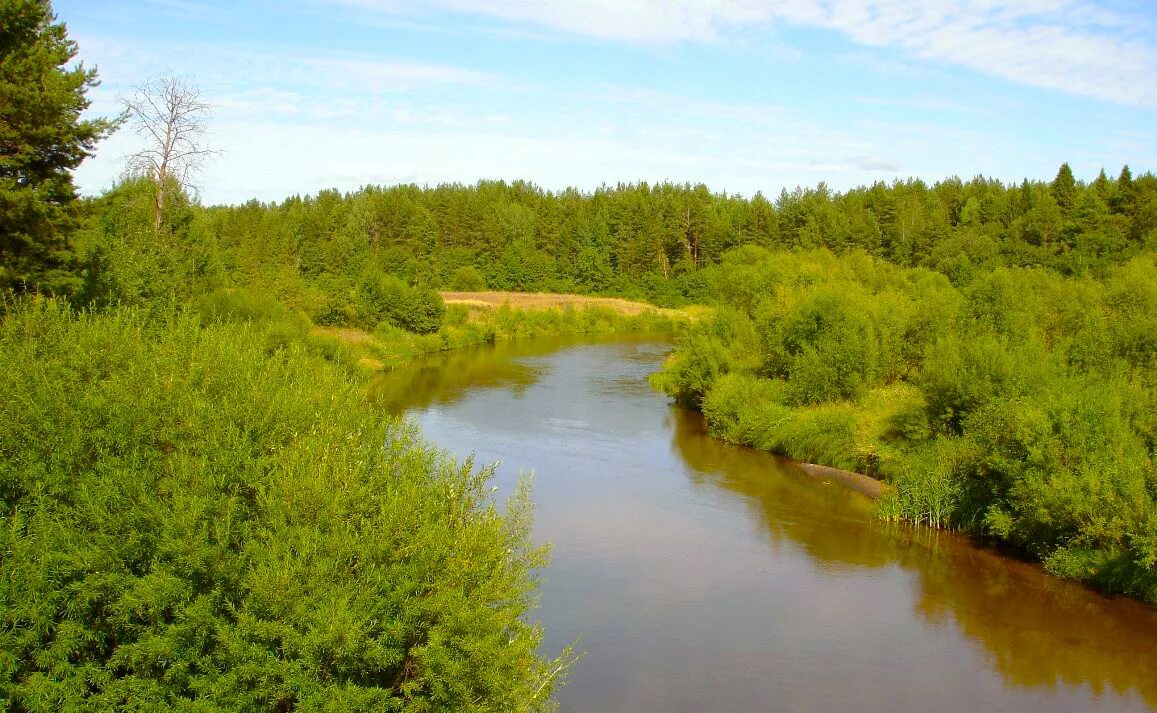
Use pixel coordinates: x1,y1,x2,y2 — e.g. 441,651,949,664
284,56,494,92
335,0,1157,107
74,35,496,97
592,85,789,126
72,35,501,133
75,78,986,206
810,1,1156,108
337,0,773,42
66,7,1148,206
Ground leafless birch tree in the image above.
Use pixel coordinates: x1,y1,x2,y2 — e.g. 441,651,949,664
121,73,218,231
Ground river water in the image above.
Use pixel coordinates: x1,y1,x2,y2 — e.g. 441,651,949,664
370,334,1157,713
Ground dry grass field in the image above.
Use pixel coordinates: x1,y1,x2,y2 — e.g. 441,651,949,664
440,291,703,318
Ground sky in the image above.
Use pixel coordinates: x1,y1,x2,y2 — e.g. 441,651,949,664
57,0,1157,206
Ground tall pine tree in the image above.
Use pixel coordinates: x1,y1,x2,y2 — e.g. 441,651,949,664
0,0,117,294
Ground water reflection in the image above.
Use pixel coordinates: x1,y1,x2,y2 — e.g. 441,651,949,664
386,335,1157,713
669,405,1157,708
368,333,669,413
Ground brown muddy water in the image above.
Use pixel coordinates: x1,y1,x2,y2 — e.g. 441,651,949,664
370,334,1157,713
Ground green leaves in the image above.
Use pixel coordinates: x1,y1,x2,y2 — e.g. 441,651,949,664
0,301,569,710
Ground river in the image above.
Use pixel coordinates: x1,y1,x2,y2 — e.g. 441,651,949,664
370,334,1157,713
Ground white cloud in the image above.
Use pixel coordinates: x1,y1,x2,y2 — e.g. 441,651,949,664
74,35,496,98
337,0,1157,107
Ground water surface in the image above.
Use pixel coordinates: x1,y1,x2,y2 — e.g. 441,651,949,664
372,335,1157,713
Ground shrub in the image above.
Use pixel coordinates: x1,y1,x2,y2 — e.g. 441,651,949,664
649,326,731,408
194,287,288,324
0,301,570,710
450,265,486,292
358,271,446,334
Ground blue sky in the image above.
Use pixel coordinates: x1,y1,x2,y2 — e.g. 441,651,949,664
57,0,1157,205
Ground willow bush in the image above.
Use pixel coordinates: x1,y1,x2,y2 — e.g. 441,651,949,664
0,301,570,711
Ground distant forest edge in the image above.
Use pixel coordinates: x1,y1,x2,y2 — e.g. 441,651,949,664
46,163,1154,324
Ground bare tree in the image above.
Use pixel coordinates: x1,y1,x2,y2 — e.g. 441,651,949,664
121,73,218,231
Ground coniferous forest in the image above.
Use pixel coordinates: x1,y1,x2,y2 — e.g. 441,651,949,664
2,0,1157,709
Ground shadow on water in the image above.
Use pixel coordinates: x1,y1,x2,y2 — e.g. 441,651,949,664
669,405,1157,708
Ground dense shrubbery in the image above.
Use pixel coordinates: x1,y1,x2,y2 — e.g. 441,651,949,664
6,7,1157,674
0,301,570,710
653,247,1157,602
356,270,445,334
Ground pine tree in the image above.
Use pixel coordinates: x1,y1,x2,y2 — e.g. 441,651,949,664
1111,164,1135,215
0,0,117,294
1050,162,1077,213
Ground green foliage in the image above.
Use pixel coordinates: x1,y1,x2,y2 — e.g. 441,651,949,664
0,300,570,710
877,440,974,530
757,284,879,405
450,265,486,292
194,286,292,324
77,178,192,311
648,325,732,408
399,284,445,335
920,333,1022,435
654,245,1157,601
357,270,445,334
0,0,118,295
82,163,1155,336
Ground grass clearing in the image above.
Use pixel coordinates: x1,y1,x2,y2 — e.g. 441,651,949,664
440,291,702,319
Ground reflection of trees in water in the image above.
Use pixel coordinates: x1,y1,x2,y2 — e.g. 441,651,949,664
913,546,1157,706
668,406,1157,708
369,334,670,413
368,341,552,412
668,406,898,569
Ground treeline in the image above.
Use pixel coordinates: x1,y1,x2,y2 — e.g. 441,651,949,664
65,164,1156,325
652,246,1157,602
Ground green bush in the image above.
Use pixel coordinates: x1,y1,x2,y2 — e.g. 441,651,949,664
755,283,879,405
0,301,570,710
450,265,486,292
194,287,288,323
357,271,446,334
399,284,446,334
649,326,732,408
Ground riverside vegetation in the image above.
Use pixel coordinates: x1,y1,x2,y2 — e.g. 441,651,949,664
3,0,1157,707
653,241,1157,603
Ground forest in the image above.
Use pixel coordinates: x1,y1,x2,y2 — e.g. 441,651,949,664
63,161,1156,320
3,0,1157,708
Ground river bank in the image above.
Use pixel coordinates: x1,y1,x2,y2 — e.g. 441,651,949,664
309,292,692,374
